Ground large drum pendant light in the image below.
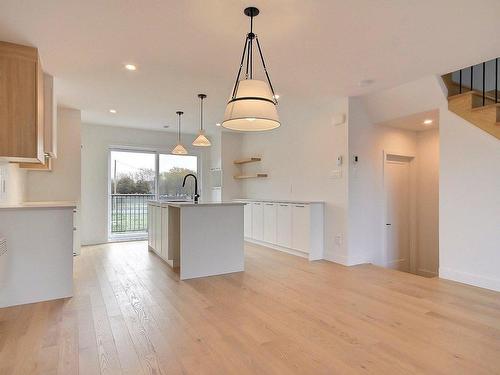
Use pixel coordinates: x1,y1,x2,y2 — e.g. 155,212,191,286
222,7,280,132
192,94,211,146
171,111,188,155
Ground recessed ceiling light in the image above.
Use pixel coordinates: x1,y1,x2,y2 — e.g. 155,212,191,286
124,64,137,71
423,119,433,125
358,79,374,87
216,123,221,127
109,109,117,114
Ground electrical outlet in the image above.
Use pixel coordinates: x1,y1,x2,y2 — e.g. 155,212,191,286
335,233,343,247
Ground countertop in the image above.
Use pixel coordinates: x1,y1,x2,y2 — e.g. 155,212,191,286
148,200,244,208
233,198,325,204
0,201,77,209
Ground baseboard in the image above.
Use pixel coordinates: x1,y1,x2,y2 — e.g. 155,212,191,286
417,268,438,278
439,267,500,292
325,252,368,266
244,238,309,259
326,252,350,266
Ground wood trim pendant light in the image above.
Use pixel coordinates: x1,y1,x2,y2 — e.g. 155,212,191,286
192,94,211,147
171,111,188,155
222,7,280,131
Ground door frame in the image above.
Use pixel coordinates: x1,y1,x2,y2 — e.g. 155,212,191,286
382,150,417,274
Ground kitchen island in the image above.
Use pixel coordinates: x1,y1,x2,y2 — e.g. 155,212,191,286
0,201,76,308
147,201,244,280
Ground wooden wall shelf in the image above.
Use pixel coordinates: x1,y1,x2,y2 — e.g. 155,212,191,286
233,157,261,165
234,173,268,180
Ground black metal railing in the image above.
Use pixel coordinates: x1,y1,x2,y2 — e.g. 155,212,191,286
111,194,155,233
451,58,499,107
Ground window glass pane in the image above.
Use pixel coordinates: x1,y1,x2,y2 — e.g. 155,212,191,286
159,154,198,200
110,151,156,234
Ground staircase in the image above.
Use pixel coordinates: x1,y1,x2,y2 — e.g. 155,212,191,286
442,59,500,139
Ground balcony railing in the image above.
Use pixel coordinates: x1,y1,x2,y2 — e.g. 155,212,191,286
111,194,155,233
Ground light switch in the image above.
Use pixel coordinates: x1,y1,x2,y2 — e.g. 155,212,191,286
329,169,342,179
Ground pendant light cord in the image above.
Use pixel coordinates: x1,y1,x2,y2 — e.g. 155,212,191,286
200,97,204,131
176,111,182,143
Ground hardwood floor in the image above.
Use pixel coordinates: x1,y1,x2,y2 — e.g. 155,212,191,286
1,241,500,374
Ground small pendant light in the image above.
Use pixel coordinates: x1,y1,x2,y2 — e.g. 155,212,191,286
171,111,188,155
222,7,280,132
192,94,211,147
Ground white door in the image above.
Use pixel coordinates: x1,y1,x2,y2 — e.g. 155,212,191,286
385,157,411,272
276,203,292,248
292,204,310,253
263,203,277,244
243,203,252,238
252,202,264,241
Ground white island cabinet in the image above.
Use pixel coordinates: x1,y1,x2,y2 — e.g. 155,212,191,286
235,199,324,261
148,201,244,280
0,202,76,308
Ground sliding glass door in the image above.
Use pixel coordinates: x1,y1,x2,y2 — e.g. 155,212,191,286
109,149,199,240
110,150,156,238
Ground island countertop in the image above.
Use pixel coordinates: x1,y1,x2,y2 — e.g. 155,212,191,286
148,200,244,208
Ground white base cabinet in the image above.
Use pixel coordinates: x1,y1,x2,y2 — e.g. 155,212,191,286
263,203,277,244
243,202,252,238
235,199,324,261
276,203,292,248
148,202,180,267
252,202,264,241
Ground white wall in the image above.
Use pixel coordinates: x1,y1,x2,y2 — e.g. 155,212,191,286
81,123,210,245
416,128,439,277
221,132,244,202
230,97,349,262
348,97,419,266
439,108,500,291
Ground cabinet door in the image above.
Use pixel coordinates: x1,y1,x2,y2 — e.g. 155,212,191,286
154,205,162,253
243,202,252,238
263,203,277,244
147,204,154,247
0,42,44,162
276,203,292,248
161,206,169,259
252,202,264,241
292,204,311,253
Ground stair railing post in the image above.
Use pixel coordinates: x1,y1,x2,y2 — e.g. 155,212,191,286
470,65,474,92
459,69,462,94
482,62,486,106
496,58,498,103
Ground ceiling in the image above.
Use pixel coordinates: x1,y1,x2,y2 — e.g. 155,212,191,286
376,109,439,132
1,0,500,134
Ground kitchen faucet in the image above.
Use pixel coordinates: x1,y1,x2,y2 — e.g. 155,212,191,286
182,174,199,203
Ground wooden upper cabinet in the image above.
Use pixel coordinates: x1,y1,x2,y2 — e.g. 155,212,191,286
0,41,44,162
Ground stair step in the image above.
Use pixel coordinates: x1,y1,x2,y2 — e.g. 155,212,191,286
448,90,499,104
470,102,500,112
